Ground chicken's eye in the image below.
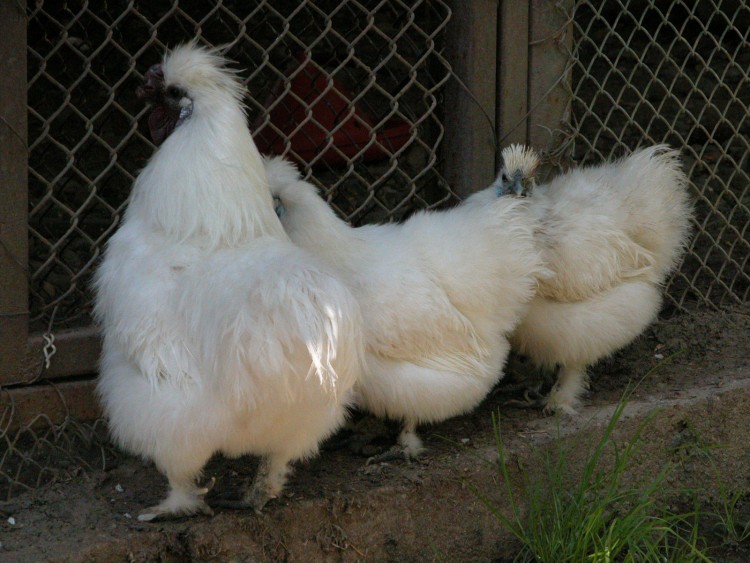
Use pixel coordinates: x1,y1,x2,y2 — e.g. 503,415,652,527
166,85,183,99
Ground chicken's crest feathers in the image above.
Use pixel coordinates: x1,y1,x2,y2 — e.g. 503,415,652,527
502,144,541,179
163,42,247,111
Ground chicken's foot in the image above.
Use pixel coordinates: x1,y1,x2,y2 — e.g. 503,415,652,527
138,476,215,522
212,456,289,513
366,421,424,465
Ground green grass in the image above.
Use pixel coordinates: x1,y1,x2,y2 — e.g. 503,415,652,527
702,454,750,550
713,486,750,546
666,415,750,552
474,392,712,562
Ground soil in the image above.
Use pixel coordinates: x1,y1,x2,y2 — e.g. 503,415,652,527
1,304,748,562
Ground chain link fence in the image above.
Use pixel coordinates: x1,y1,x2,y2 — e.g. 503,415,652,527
0,409,114,501
3,0,749,500
27,0,454,333
8,0,455,500
557,0,750,310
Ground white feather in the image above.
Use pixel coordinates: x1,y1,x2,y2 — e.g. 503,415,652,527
493,145,693,413
265,156,545,455
94,44,364,519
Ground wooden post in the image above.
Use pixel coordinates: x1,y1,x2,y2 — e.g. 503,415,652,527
0,0,28,385
497,0,530,147
528,0,573,174
443,0,499,198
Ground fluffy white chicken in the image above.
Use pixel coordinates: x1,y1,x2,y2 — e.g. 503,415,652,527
94,44,364,521
473,144,692,414
265,157,545,460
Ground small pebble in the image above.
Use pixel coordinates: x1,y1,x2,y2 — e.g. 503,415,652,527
654,353,664,360
115,484,124,493
461,438,470,444
6,517,15,526
124,513,132,519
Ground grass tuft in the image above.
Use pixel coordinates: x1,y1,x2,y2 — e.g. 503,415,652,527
474,388,711,562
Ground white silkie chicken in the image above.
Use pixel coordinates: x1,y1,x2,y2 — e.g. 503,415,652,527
473,144,692,414
265,157,545,460
94,44,364,521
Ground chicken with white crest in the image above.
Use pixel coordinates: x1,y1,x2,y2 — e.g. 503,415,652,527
479,143,692,414
265,156,546,462
94,43,364,520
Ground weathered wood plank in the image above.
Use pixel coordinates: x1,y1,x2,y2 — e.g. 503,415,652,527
528,0,573,173
443,0,499,197
0,379,101,430
497,0,530,146
15,326,102,386
0,0,29,386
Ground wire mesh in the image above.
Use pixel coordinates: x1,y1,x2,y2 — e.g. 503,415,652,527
26,0,454,333
0,409,115,502
556,0,750,311
5,0,750,501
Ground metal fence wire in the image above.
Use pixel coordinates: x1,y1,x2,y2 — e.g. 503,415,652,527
5,0,749,499
26,0,455,333
558,0,750,310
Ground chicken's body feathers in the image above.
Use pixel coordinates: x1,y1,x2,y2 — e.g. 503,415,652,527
267,157,544,453
95,45,363,519
494,145,692,413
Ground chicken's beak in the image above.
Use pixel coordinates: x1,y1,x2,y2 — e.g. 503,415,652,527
512,170,526,197
137,64,165,101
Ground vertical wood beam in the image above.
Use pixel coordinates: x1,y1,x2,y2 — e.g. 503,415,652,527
0,0,29,385
443,0,498,198
497,0,530,147
528,0,573,170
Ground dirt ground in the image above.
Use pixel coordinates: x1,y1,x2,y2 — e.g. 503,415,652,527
1,303,749,562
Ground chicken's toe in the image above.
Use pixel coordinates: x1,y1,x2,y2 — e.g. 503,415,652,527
504,386,546,409
542,393,580,416
365,446,410,465
137,499,213,522
137,477,216,522
366,432,425,465
212,483,275,513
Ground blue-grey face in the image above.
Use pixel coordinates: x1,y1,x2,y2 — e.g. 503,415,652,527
273,195,286,218
499,169,527,196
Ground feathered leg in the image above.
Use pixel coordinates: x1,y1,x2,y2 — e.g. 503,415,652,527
212,454,291,513
543,364,589,415
138,475,215,522
366,419,425,465
398,419,425,459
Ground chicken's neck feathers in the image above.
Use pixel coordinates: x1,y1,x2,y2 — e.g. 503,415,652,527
128,101,287,249
281,182,366,276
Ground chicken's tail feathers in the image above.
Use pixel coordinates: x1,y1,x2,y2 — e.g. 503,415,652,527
620,144,694,281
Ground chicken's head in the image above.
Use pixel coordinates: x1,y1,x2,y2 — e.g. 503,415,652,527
136,43,245,146
136,62,193,146
499,144,540,197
